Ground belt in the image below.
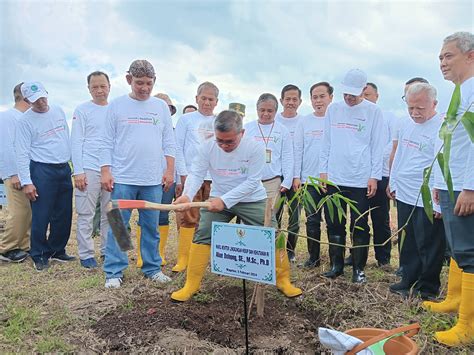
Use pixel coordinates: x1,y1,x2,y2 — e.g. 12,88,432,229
32,161,69,168
262,176,281,183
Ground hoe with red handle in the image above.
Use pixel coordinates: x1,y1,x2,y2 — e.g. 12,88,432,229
106,199,211,251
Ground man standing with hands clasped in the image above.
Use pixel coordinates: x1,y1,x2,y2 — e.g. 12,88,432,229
319,69,384,283
100,60,176,288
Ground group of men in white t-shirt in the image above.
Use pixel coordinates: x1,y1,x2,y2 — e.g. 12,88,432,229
1,32,473,347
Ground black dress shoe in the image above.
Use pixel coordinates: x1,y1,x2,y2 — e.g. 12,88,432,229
352,269,366,283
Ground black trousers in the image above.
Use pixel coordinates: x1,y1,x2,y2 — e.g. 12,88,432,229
397,200,446,295
369,177,392,263
325,185,370,269
302,185,325,260
276,187,301,254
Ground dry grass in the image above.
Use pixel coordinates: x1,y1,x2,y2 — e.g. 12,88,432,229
0,206,473,353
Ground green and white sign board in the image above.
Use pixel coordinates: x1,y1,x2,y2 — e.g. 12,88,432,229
211,222,276,285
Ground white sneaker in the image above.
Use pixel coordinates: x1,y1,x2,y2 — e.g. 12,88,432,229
150,271,171,283
105,278,122,289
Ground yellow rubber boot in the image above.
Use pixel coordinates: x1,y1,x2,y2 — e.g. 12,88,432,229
171,243,210,302
172,227,194,272
435,272,474,347
276,249,302,297
136,226,143,268
423,258,462,313
159,225,169,266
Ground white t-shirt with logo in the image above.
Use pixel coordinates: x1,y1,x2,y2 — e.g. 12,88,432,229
275,113,302,140
100,95,176,186
434,76,474,191
174,110,215,177
71,101,108,174
183,136,267,208
16,105,71,185
382,110,397,177
244,120,293,189
390,113,443,207
294,113,325,183
319,100,385,188
0,108,22,179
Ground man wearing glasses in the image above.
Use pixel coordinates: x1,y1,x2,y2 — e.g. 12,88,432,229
171,110,301,302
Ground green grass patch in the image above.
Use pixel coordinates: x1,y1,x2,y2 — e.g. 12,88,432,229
35,336,74,353
2,305,40,345
77,274,102,289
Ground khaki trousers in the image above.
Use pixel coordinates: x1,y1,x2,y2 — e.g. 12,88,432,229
178,181,211,228
0,178,31,253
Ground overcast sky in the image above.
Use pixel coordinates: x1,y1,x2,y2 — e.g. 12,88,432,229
0,0,472,123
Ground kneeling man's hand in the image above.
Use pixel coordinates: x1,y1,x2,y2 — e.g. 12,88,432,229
208,197,225,212
173,195,191,211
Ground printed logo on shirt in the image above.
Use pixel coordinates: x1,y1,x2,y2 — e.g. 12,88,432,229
252,135,280,144
124,116,158,125
305,130,323,138
332,122,366,132
401,138,429,152
39,124,66,139
353,117,366,122
216,167,246,177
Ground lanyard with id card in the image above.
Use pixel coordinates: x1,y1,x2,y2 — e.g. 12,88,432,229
258,121,275,164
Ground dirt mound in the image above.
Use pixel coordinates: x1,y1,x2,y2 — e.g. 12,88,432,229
93,283,334,353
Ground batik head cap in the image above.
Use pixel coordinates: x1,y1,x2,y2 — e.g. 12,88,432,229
229,102,246,117
21,82,48,103
341,69,367,96
128,59,155,78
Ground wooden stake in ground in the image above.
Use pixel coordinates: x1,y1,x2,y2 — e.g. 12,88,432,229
249,197,273,318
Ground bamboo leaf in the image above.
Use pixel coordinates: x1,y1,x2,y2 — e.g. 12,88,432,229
438,120,448,140
421,183,434,223
315,177,339,189
276,232,286,249
446,84,461,124
461,111,474,143
442,132,455,202
275,195,286,210
332,195,344,223
303,189,317,213
437,152,453,197
326,197,335,223
354,226,364,231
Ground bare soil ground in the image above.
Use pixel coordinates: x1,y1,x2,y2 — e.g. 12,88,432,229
1,206,473,354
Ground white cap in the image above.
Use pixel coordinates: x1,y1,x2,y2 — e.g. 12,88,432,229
21,82,48,103
341,69,367,96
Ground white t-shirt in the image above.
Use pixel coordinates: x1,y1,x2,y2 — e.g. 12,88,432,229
71,101,108,174
16,105,71,185
294,113,325,183
244,120,293,188
275,113,302,140
100,95,176,186
434,76,474,191
0,108,22,179
319,99,385,188
183,136,267,208
390,113,443,207
174,110,215,177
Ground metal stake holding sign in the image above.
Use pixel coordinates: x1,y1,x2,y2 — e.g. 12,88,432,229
211,214,276,355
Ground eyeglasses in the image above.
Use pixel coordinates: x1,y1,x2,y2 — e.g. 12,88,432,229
215,132,242,147
401,95,406,102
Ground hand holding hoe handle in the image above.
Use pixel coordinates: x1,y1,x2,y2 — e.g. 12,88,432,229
107,200,211,251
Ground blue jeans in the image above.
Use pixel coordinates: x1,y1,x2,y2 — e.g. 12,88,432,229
104,183,162,279
30,161,73,263
439,190,474,273
159,182,176,226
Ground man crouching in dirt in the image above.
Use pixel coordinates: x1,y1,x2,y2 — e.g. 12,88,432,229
171,110,302,302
